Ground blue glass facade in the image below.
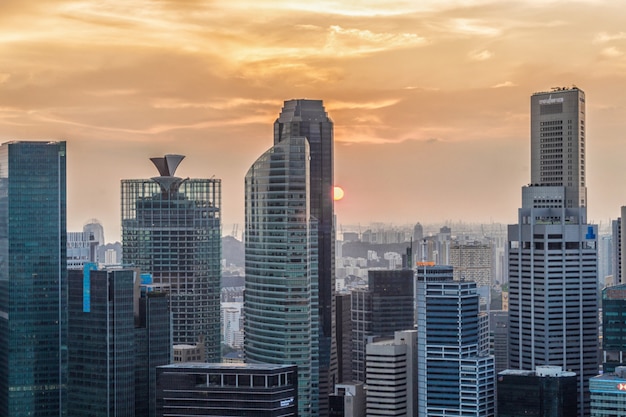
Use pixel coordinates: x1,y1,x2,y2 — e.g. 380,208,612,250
0,141,67,417
122,155,221,362
245,137,319,417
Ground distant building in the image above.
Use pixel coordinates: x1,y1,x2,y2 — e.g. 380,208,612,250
602,284,626,372
156,363,298,417
351,269,414,383
173,341,206,363
67,231,95,270
366,330,417,417
449,240,492,287
590,366,626,416
490,310,510,374
0,141,68,417
222,302,243,349
336,292,353,383
329,382,365,417
122,154,222,361
416,265,495,417
498,366,577,417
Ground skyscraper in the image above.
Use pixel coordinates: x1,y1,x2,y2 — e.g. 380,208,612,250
351,269,414,383
0,141,67,417
68,267,135,416
122,154,222,361
68,267,171,417
275,99,336,414
508,87,598,417
245,136,319,417
416,265,496,417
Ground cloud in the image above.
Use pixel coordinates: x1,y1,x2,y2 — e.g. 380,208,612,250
0,74,10,84
468,49,493,61
601,47,624,58
325,25,426,56
448,18,500,37
492,81,517,88
329,99,400,110
594,31,626,44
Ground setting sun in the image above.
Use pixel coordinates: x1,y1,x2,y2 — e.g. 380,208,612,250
333,186,344,201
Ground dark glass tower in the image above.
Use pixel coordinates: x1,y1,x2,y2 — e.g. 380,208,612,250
0,141,67,417
68,267,135,416
274,99,336,414
245,137,319,417
122,155,221,361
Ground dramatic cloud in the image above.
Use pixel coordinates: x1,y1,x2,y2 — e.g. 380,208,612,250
1,0,626,238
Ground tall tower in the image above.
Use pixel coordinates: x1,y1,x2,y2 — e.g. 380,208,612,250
274,99,336,414
508,87,598,417
244,136,320,417
122,155,222,361
416,265,496,417
0,141,68,417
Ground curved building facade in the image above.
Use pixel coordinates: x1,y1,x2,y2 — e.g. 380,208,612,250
245,137,320,417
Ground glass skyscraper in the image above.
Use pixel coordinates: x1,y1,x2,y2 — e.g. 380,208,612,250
508,87,598,417
0,141,68,417
274,99,336,414
122,154,221,361
244,136,320,417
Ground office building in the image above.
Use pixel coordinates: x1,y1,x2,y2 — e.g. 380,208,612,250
156,363,298,417
590,366,626,416
134,274,171,417
602,285,626,372
416,265,495,417
68,267,135,416
498,366,577,417
508,87,598,417
612,213,623,285
329,383,365,417
336,292,353,383
244,136,319,417
275,99,336,413
0,141,67,417
365,330,417,417
351,269,414,383
122,154,221,361
68,267,171,417
489,310,509,374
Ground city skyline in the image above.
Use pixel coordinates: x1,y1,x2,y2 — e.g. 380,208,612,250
2,1,626,240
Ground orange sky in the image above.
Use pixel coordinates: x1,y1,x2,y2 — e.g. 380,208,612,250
1,0,626,241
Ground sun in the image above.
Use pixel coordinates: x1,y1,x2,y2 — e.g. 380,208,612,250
333,186,344,201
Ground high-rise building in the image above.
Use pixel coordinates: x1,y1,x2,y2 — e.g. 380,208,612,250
121,154,222,361
156,363,298,417
68,267,136,416
416,265,496,417
274,99,337,415
508,87,598,417
0,141,68,417
497,366,577,417
351,269,414,383
602,284,626,372
449,240,493,287
329,382,365,417
68,267,171,417
335,293,353,383
489,310,510,374
365,330,417,417
244,136,320,417
590,366,626,416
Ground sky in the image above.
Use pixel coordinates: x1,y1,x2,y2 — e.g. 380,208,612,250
1,0,626,242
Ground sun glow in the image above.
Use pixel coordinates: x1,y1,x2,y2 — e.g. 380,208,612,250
333,186,344,201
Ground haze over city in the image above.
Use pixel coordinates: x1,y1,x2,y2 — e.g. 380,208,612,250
2,0,626,240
